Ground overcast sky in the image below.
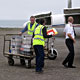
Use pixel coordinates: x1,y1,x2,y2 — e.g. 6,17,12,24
0,0,80,20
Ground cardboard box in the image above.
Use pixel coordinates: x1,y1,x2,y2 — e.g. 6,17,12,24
47,28,58,35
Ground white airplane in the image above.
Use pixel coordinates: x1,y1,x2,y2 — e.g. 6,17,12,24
33,8,80,37
32,0,80,37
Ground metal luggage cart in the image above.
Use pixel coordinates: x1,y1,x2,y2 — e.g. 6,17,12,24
3,34,35,68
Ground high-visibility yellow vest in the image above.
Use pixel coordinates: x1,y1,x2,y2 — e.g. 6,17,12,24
27,22,37,35
33,25,45,46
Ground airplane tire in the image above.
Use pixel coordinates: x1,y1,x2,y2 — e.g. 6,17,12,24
48,49,58,60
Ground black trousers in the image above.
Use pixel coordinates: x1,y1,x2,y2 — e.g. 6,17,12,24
63,38,75,66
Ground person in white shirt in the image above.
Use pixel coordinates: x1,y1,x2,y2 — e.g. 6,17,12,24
62,16,76,68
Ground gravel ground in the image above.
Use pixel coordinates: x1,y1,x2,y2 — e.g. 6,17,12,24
0,28,80,80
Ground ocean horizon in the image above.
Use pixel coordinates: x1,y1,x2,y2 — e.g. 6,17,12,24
0,20,27,28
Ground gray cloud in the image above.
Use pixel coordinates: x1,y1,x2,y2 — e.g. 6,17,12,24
0,0,80,20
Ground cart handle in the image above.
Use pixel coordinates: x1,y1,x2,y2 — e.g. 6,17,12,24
4,34,20,36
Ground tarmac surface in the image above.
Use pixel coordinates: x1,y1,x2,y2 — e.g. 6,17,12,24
0,29,80,80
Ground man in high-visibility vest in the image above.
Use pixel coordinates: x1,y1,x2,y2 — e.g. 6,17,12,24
19,16,38,67
33,19,52,73
19,16,38,35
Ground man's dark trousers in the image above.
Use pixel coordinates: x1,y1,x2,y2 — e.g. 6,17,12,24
34,45,44,72
63,38,75,66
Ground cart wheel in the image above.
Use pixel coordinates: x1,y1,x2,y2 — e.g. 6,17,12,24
28,60,31,68
8,58,14,66
20,59,25,65
48,49,58,60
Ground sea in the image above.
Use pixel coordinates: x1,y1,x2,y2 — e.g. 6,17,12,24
0,20,27,28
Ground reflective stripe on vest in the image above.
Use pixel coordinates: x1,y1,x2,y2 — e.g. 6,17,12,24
34,34,43,36
28,30,34,32
34,38,44,41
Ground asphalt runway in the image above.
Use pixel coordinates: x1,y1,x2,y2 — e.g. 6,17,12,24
0,29,80,80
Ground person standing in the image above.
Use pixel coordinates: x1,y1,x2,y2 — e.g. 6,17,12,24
18,16,38,67
33,19,52,73
62,16,76,68
19,16,38,35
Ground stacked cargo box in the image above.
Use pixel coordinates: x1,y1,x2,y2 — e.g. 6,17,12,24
20,35,33,56
11,36,22,54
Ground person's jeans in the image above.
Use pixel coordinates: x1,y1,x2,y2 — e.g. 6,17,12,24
34,45,45,71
